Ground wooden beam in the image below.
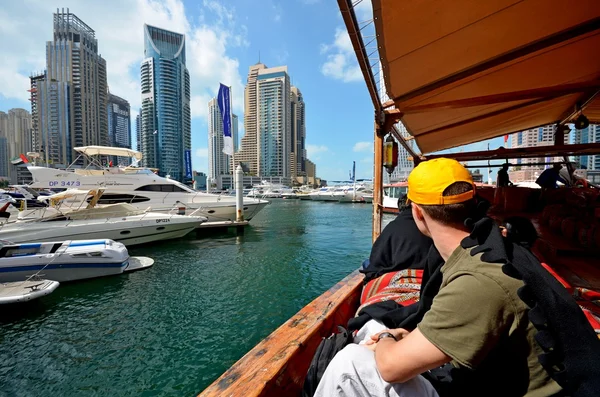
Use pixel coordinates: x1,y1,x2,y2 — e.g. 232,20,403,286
426,143,600,162
392,17,600,104
400,81,600,114
558,89,600,125
338,0,381,111
390,125,418,159
373,121,383,242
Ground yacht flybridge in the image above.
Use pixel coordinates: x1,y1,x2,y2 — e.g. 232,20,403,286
27,146,269,222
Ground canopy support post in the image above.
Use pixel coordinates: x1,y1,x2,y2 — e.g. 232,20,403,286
373,120,384,242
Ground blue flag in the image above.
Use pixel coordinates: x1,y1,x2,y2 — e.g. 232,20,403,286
184,149,192,179
217,83,233,156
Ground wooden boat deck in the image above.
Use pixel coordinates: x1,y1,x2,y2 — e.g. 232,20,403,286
493,212,600,291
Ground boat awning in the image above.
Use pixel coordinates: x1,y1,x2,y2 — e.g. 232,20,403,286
74,146,143,161
373,0,600,154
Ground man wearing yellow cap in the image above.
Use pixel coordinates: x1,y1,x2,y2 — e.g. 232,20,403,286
314,158,561,397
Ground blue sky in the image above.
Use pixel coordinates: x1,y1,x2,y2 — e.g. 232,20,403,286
0,0,504,182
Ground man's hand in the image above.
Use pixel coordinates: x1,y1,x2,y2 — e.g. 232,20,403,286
363,328,410,351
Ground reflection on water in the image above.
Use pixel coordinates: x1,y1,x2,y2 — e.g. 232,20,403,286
0,200,373,396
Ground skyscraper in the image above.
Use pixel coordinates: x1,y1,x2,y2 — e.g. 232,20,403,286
0,109,33,182
236,63,267,175
135,111,141,151
290,86,306,178
207,97,238,179
31,9,109,166
107,93,131,164
140,24,191,181
508,125,569,182
389,123,414,181
256,66,291,177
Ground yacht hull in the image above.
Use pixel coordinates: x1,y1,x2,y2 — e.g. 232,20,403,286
0,216,202,247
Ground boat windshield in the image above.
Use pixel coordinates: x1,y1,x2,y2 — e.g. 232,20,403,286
384,186,408,199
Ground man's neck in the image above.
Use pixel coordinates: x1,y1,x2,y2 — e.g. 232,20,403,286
429,225,470,261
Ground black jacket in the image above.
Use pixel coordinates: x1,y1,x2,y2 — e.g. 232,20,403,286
361,210,434,283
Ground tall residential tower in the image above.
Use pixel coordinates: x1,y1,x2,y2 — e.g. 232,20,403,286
30,9,108,166
140,24,191,181
207,97,238,179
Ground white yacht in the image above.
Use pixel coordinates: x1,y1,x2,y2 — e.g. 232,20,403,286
382,182,408,213
337,185,374,203
0,189,207,246
0,239,154,283
27,146,269,223
247,181,294,199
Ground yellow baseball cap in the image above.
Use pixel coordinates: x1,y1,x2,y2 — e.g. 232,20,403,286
407,158,475,205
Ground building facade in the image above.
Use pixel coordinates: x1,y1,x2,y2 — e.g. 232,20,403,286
290,86,306,178
107,93,131,165
135,111,141,151
508,124,569,182
236,63,267,175
30,9,109,167
256,66,291,177
0,109,33,183
140,24,191,181
207,97,238,179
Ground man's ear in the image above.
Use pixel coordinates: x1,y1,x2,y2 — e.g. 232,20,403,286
412,203,425,221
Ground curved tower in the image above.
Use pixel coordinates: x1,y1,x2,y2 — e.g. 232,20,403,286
140,24,191,181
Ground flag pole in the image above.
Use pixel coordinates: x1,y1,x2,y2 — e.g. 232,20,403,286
230,85,235,189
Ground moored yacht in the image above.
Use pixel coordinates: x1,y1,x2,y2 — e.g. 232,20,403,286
0,189,207,246
27,146,269,223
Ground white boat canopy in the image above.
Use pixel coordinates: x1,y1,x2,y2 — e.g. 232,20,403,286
73,146,143,161
38,189,103,202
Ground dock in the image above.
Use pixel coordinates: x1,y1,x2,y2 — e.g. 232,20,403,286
196,220,249,235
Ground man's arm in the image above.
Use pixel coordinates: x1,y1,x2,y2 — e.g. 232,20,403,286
374,328,451,383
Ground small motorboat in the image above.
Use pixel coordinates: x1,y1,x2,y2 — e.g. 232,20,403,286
0,239,154,283
0,279,60,304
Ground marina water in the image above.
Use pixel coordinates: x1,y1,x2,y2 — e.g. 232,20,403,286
1,200,383,396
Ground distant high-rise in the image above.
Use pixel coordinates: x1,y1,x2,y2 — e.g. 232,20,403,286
31,9,108,166
135,111,141,151
290,86,306,178
390,123,414,182
236,63,267,175
140,24,191,181
107,93,131,164
256,66,291,177
573,125,600,170
0,109,33,182
508,125,568,182
207,97,238,179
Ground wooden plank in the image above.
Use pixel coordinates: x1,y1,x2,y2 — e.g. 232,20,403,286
198,270,363,397
373,122,383,242
426,143,600,162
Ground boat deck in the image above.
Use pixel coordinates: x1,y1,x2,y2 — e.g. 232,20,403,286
492,212,600,291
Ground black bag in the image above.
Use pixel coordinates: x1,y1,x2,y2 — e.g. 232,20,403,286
301,325,353,397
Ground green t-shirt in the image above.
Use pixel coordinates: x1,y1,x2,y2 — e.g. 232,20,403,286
418,245,562,397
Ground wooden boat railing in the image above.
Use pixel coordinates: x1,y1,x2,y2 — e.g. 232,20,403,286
198,270,363,397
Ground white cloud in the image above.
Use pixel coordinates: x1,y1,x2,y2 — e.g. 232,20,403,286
0,0,246,122
353,141,371,152
320,28,361,82
195,148,209,158
361,156,372,164
320,1,373,83
307,144,328,156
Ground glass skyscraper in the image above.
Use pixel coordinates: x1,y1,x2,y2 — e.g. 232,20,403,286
140,24,191,181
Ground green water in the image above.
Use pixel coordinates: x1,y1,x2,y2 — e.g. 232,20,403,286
0,200,377,396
